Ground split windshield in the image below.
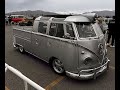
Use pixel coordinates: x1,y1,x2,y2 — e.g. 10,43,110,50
75,22,96,38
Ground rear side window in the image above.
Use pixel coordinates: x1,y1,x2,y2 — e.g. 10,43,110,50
56,24,64,38
49,23,57,36
49,23,64,38
38,22,47,34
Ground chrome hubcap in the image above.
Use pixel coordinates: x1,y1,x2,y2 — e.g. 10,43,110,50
53,59,64,74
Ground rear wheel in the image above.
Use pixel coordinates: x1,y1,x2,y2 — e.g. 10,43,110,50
52,59,65,74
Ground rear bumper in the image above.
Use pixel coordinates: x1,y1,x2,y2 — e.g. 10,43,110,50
66,58,110,80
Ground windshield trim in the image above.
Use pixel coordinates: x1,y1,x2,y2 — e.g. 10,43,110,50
92,23,104,37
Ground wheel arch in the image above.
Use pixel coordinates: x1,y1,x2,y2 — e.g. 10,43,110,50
49,56,57,66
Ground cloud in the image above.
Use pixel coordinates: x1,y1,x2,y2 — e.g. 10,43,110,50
5,0,115,13
5,0,46,12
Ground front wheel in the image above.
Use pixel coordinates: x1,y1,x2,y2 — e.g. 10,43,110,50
52,59,65,74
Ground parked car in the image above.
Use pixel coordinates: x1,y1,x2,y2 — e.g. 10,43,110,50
11,15,25,24
13,15,110,80
19,16,34,26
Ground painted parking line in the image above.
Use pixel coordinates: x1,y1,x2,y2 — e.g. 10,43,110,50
45,76,65,90
45,66,115,90
110,66,115,70
5,86,10,90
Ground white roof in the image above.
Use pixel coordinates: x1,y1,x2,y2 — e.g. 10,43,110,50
64,16,90,22
35,15,91,22
35,16,42,20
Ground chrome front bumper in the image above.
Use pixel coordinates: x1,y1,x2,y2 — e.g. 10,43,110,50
66,58,110,80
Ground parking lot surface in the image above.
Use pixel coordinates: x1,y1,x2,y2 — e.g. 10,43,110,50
5,25,115,90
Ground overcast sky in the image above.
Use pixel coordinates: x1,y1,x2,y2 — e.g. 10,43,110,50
5,0,115,13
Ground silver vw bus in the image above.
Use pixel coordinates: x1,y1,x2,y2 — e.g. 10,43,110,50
13,15,110,80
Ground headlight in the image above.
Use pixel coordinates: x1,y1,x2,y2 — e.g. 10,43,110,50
84,57,93,65
79,48,101,69
83,57,100,69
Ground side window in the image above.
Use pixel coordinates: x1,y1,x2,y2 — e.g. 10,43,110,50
38,22,47,34
65,23,75,38
49,23,64,38
49,23,57,36
56,24,64,38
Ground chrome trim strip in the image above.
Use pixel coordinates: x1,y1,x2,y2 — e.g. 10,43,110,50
14,35,31,42
25,50,49,63
32,31,77,44
13,28,32,33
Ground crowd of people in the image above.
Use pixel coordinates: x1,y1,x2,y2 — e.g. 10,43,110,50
95,16,115,48
5,15,12,25
106,16,115,47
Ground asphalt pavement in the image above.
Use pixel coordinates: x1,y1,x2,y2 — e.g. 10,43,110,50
5,25,115,90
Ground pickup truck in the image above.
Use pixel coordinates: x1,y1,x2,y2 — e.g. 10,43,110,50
13,15,110,80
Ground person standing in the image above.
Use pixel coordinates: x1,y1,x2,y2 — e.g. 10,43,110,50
97,17,108,38
8,15,12,25
5,16,9,25
107,16,115,47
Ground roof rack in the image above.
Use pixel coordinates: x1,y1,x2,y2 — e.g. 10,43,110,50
42,13,97,22
35,13,97,23
42,14,73,18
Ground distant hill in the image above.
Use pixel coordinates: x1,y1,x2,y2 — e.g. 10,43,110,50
6,10,115,17
91,10,115,17
6,10,58,17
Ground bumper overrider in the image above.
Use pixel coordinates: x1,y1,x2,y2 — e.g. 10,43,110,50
66,58,110,80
